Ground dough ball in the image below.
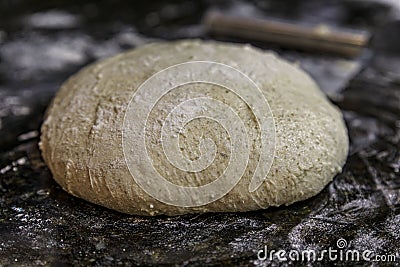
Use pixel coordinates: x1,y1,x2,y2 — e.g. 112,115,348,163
40,40,348,216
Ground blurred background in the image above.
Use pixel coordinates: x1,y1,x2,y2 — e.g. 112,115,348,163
0,1,399,266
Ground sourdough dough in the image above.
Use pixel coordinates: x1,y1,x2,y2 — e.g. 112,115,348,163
40,40,348,216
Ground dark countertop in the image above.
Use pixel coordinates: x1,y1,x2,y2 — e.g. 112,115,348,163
0,0,399,266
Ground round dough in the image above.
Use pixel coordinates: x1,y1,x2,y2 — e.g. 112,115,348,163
40,40,348,216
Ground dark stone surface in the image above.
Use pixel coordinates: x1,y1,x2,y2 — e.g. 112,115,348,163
0,0,399,266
